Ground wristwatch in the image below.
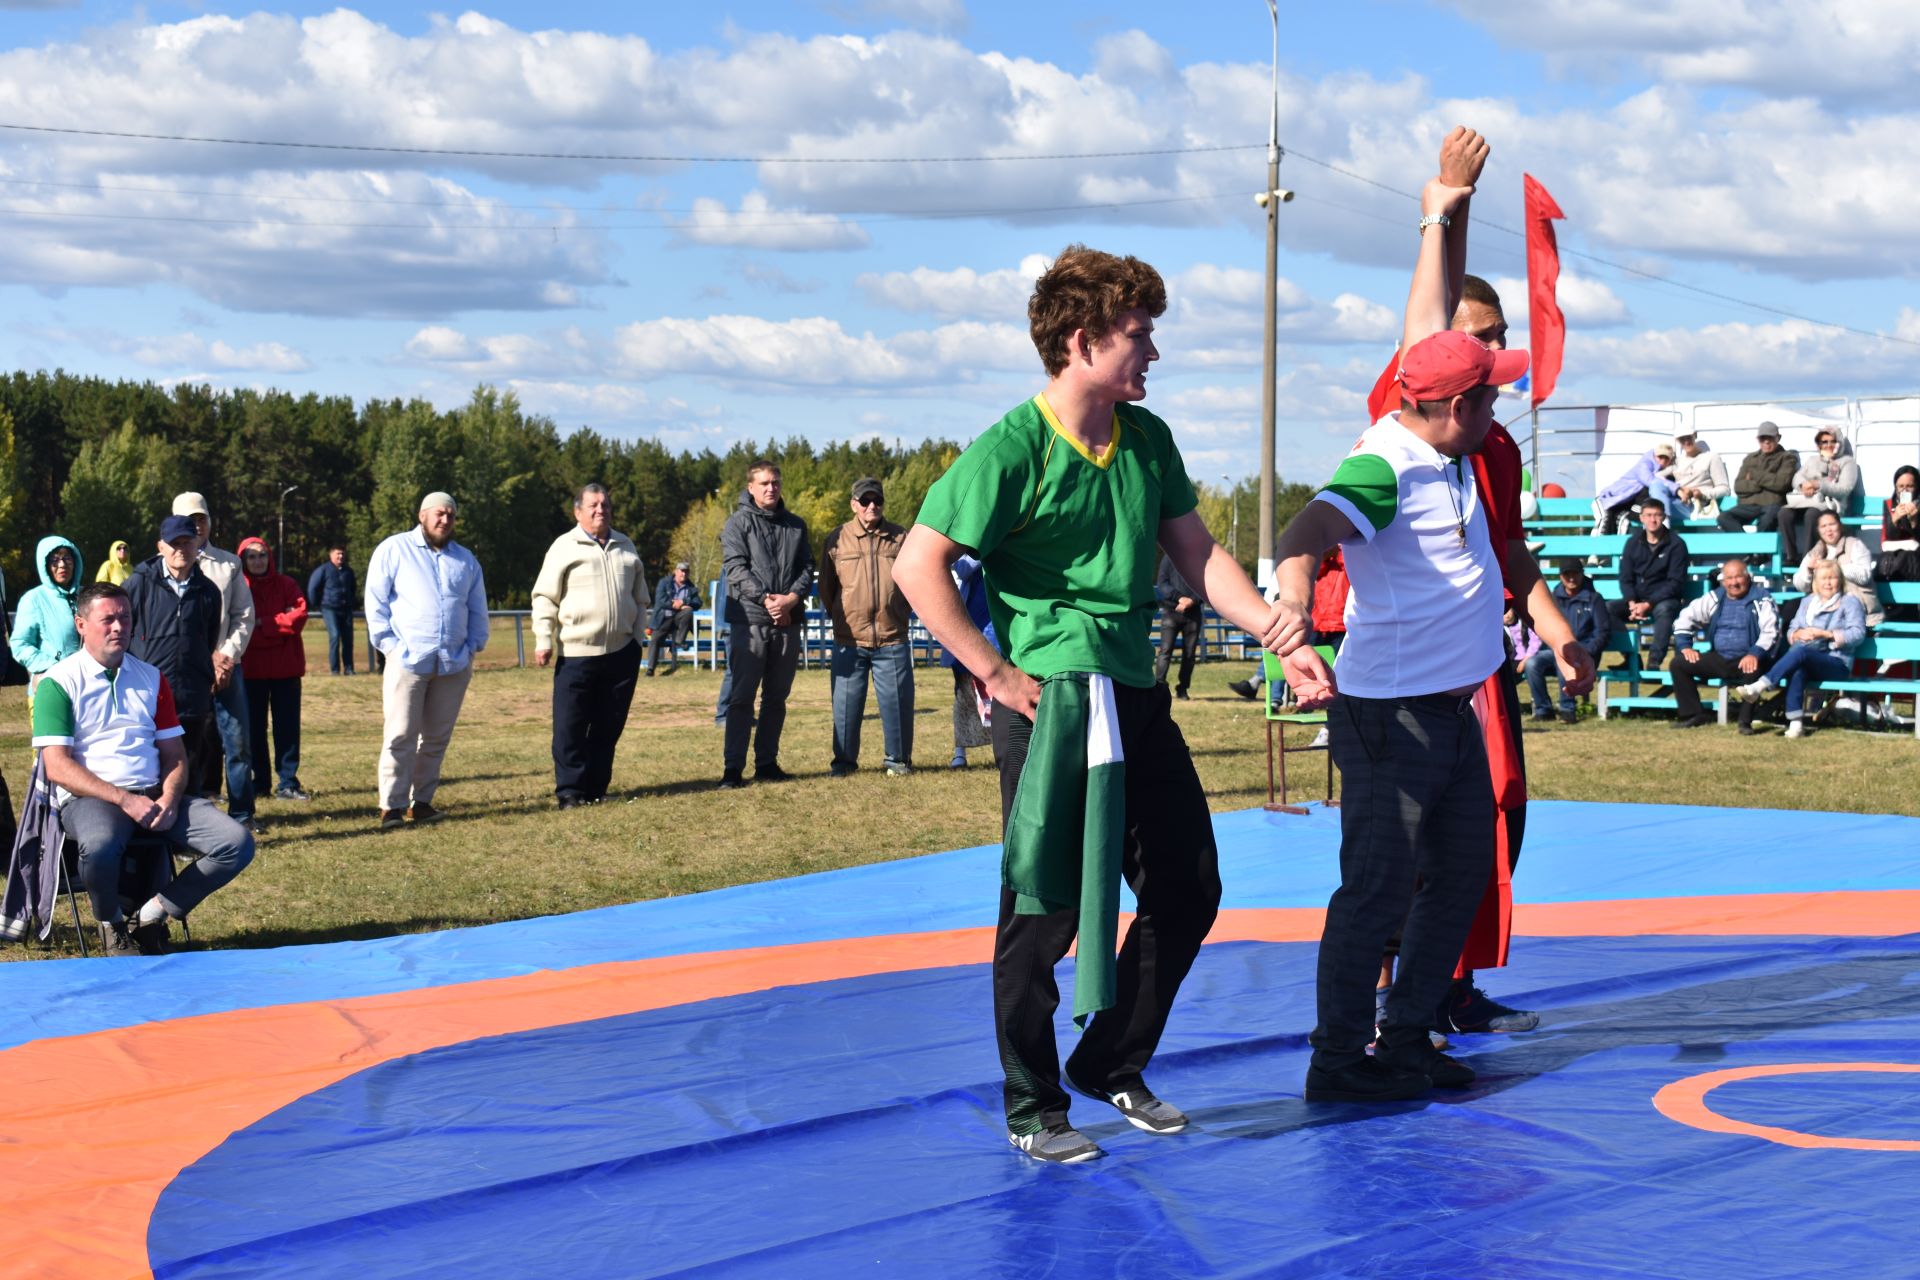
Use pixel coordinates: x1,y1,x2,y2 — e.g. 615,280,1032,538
1418,214,1451,232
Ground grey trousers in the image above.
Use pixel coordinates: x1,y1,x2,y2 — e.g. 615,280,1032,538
1310,692,1494,1068
724,623,800,772
59,794,255,921
379,662,474,811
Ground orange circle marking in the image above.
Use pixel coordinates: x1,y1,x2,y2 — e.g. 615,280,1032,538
1654,1062,1920,1151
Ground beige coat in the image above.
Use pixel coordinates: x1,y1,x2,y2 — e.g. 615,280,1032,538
530,526,651,657
819,518,910,648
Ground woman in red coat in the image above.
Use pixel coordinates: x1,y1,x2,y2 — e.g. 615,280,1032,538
239,537,311,802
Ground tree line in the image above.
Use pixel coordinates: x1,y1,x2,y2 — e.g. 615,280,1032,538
0,370,1310,606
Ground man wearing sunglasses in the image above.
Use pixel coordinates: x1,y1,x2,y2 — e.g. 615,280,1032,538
820,476,914,777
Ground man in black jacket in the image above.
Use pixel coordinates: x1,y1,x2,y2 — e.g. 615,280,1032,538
1607,502,1690,670
718,460,814,789
308,544,358,676
1152,554,1204,699
125,516,225,792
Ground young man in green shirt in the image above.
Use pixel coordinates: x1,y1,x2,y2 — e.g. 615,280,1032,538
895,244,1289,1163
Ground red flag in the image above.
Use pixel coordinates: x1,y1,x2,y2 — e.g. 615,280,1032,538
1524,173,1566,408
1363,348,1400,423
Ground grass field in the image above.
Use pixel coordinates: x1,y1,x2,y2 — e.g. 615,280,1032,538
4,619,1916,959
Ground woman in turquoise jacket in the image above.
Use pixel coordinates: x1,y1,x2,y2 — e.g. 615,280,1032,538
9,535,84,698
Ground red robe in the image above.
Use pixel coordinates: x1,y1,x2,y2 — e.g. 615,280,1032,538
1460,424,1527,974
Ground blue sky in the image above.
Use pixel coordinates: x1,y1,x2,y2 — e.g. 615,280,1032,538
0,0,1914,486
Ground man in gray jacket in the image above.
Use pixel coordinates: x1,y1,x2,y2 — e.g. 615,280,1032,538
719,460,814,789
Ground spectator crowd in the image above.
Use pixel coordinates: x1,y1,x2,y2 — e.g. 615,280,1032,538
3,420,1918,958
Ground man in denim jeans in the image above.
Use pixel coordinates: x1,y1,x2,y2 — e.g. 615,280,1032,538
820,477,914,777
172,492,257,832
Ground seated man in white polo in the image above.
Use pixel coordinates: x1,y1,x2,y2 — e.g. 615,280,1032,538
32,582,255,956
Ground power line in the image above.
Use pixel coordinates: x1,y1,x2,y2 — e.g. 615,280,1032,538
0,122,1259,165
0,190,1240,232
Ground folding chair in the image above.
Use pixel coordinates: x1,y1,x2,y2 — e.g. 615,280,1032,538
1261,646,1339,815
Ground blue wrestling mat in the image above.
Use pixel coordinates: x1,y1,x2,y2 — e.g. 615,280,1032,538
3,801,1917,1279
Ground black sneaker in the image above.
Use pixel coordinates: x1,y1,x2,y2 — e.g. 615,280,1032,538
1373,1037,1476,1088
717,770,748,790
1558,709,1577,725
1304,1055,1431,1103
1442,980,1540,1033
273,785,311,801
1065,1072,1189,1133
557,793,584,810
754,763,794,783
407,802,444,824
1671,713,1712,729
1008,1123,1103,1163
377,808,405,831
1227,678,1258,701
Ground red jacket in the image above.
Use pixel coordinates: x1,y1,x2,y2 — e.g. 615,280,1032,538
1310,547,1350,636
238,536,309,680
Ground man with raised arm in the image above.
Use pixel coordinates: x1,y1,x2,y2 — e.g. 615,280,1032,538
1274,129,1555,1103
893,244,1288,1164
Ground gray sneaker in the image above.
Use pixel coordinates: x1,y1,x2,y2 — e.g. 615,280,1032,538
96,919,141,957
1008,1124,1103,1163
1067,1073,1189,1133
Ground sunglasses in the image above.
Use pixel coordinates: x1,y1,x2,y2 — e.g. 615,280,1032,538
854,495,883,507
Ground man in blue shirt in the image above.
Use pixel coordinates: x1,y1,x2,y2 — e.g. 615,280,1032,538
308,544,359,676
364,492,489,830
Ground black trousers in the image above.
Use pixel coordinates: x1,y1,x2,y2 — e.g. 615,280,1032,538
1717,504,1781,535
551,640,642,801
177,715,216,797
1312,692,1494,1068
990,682,1221,1135
1153,607,1203,693
1671,650,1756,726
645,610,695,669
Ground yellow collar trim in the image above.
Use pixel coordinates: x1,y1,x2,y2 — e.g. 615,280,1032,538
1034,394,1120,469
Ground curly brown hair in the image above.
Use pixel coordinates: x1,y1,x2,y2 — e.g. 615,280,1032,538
1028,244,1167,377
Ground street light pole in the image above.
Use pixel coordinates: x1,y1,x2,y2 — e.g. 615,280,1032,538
278,484,298,564
1254,1,1291,590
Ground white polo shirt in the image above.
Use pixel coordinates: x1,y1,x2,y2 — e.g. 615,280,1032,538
1311,417,1504,698
30,649,184,805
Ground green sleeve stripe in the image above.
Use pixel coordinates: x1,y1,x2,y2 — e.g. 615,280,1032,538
31,675,74,740
1323,453,1399,533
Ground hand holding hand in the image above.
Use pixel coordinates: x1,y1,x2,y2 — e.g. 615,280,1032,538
1282,646,1337,711
1557,641,1596,697
148,794,180,834
1420,176,1477,221
983,661,1041,720
117,789,161,828
1262,598,1310,655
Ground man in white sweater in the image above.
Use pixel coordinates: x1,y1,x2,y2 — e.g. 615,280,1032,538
531,483,651,808
1671,432,1731,521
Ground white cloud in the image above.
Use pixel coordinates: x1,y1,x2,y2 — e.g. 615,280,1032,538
1446,0,1920,102
1489,274,1631,327
674,193,871,252
1574,317,1920,392
610,314,1032,387
856,254,1049,317
401,325,594,377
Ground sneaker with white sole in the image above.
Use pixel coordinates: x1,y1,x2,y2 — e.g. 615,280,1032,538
1731,678,1774,703
1441,980,1540,1034
1009,1124,1104,1163
1784,718,1807,739
1066,1073,1189,1133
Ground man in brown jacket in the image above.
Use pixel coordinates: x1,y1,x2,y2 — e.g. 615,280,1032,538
821,476,914,776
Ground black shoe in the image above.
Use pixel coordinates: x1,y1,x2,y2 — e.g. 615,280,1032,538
1671,713,1712,729
377,808,405,831
96,919,141,957
754,763,794,783
1373,1037,1476,1088
407,802,443,824
1227,678,1258,701
1065,1069,1189,1133
1174,688,1190,700
717,770,747,790
1558,709,1577,725
1441,978,1540,1033
1304,1055,1431,1103
829,762,856,778
1738,722,1762,736
557,793,584,810
131,915,170,956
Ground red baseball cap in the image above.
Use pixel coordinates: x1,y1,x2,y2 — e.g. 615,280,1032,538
1398,330,1529,402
